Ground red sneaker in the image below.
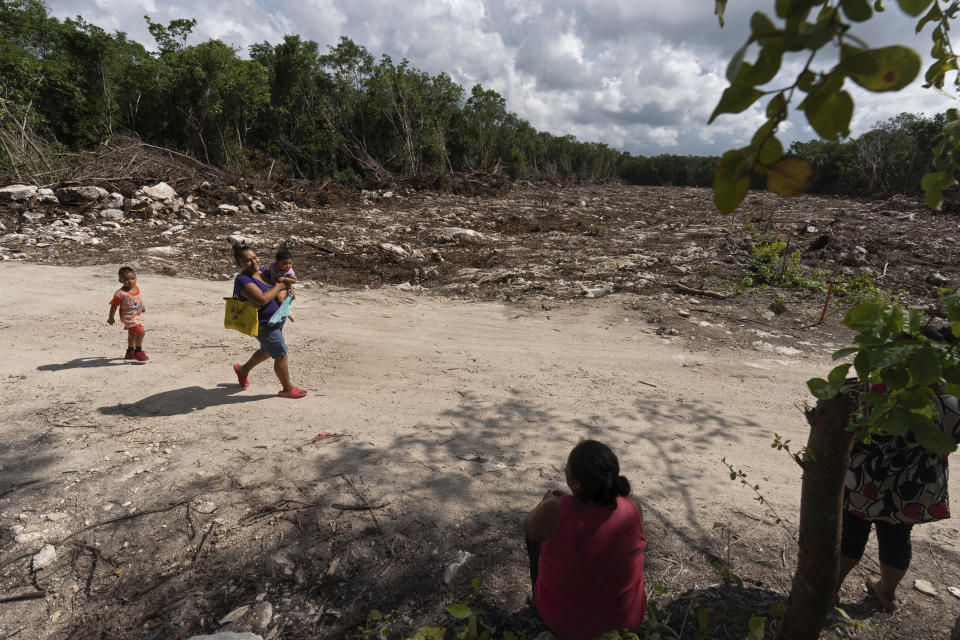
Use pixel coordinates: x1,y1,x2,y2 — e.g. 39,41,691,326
125,349,135,359
135,350,149,361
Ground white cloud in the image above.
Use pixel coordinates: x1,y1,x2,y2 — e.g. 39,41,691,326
43,0,957,156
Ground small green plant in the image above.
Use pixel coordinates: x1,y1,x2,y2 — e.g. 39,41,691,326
710,522,745,587
721,458,786,526
739,235,831,295
827,606,886,638
834,272,897,306
588,223,604,237
639,584,679,640
356,609,399,639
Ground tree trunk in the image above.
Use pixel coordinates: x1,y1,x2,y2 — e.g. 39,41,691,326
775,392,856,640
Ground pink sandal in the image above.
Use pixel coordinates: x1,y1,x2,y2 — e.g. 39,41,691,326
234,363,250,389
278,387,306,399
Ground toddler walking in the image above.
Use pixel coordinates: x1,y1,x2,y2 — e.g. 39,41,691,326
107,266,148,361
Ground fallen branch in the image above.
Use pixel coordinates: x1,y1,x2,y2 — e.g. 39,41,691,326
0,589,46,603
667,282,729,299
239,500,319,525
341,474,383,534
331,502,388,511
191,521,215,565
0,480,40,500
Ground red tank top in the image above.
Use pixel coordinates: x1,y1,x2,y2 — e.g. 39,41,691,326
534,495,647,640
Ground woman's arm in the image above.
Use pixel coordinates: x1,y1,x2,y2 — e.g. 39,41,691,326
523,490,565,542
240,280,284,306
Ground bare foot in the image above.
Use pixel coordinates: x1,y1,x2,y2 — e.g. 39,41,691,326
866,578,900,611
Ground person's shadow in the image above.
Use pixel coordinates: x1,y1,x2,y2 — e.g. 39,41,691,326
98,384,277,417
38,357,133,371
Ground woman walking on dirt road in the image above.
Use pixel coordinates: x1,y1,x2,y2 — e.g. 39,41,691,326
231,243,306,398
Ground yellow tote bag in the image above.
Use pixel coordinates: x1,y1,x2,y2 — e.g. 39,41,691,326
224,297,260,337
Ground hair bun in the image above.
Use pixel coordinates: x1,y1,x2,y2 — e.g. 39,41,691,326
615,475,631,497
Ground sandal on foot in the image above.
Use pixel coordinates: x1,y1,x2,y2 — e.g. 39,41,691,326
865,579,899,612
278,386,306,399
234,363,250,389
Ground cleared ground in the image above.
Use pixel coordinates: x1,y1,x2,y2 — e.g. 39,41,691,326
1,261,958,639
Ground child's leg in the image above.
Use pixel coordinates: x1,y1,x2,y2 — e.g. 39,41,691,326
277,289,288,303
134,331,145,348
127,331,137,349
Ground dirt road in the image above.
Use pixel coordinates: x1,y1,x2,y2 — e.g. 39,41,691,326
1,262,958,639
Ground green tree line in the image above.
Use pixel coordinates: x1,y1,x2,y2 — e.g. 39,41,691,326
0,0,632,183
0,0,947,196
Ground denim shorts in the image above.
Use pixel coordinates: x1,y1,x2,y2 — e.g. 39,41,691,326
256,321,287,358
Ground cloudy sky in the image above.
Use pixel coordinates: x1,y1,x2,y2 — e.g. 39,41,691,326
46,0,957,156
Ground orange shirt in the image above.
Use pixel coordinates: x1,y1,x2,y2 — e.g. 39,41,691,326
109,286,143,329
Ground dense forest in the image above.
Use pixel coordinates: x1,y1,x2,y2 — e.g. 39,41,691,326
0,0,948,196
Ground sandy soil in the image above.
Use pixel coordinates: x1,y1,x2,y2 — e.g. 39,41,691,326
1,262,959,639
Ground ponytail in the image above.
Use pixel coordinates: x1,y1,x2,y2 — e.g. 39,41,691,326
232,242,252,262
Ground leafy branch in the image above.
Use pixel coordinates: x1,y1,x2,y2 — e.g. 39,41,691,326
807,292,960,453
712,0,960,213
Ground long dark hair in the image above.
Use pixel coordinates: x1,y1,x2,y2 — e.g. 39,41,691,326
568,440,631,505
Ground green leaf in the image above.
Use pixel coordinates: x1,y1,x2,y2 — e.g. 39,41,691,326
862,391,888,406
446,604,473,619
877,407,911,434
767,92,787,118
713,148,752,213
854,350,872,380
847,46,921,91
805,89,854,140
786,17,839,50
761,156,813,196
833,346,860,359
412,627,446,640
758,136,784,165
751,12,779,39
944,366,960,385
914,422,959,453
743,40,786,85
845,302,884,328
808,377,838,399
897,0,935,17
727,44,750,83
917,2,943,32
842,0,873,21
921,171,956,211
829,363,852,387
710,84,764,123
797,70,817,91
898,387,932,409
747,617,767,640
370,609,383,621
908,348,941,384
870,344,913,370
716,0,729,26
881,366,910,389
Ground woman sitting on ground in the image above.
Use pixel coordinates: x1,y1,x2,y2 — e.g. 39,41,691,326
524,440,647,640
